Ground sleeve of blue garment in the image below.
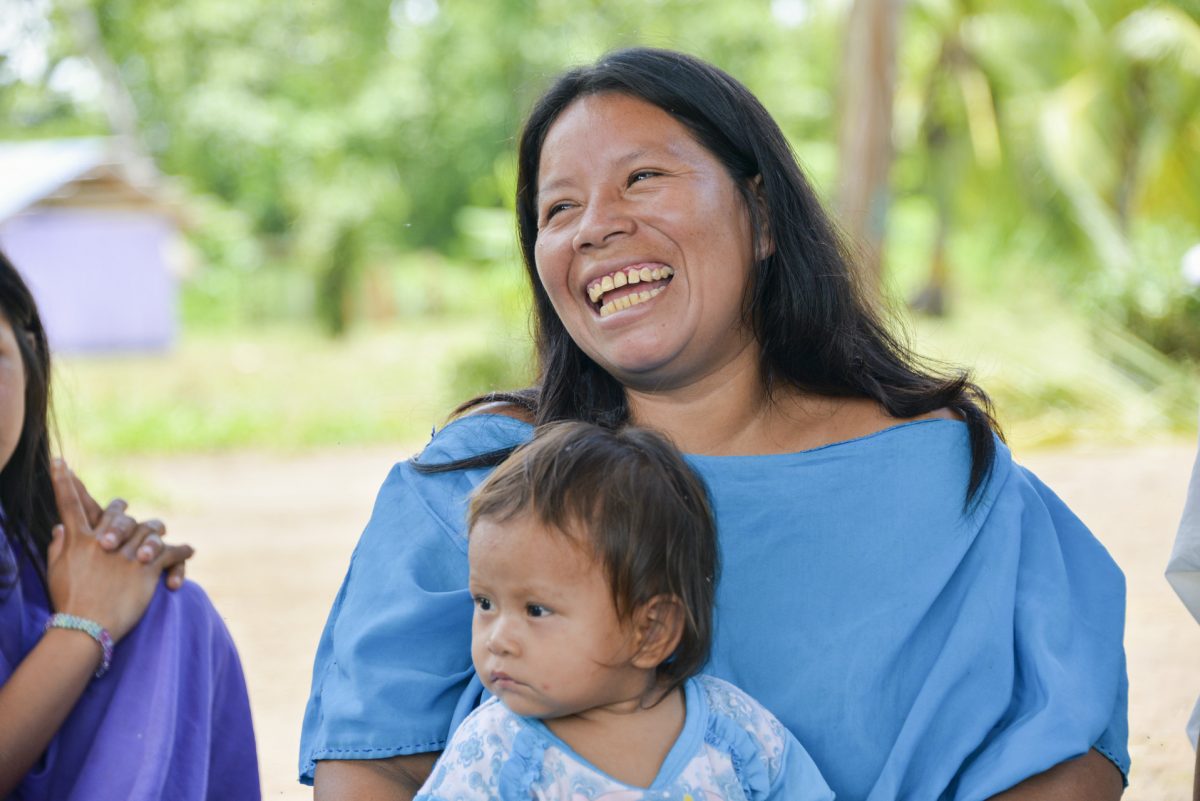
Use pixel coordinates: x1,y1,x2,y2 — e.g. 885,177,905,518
762,737,836,801
700,675,834,801
947,465,1129,799
298,415,531,784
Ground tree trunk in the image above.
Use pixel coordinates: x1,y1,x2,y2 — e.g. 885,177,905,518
836,0,903,286
66,0,156,186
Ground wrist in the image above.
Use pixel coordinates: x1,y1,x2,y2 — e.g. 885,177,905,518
52,598,118,637
44,613,114,677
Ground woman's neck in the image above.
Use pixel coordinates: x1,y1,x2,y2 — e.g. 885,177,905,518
624,362,901,457
623,354,835,456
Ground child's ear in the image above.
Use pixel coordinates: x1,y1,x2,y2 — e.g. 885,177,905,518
630,595,686,670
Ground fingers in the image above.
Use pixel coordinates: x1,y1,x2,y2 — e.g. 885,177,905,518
47,524,65,562
98,506,136,550
62,467,136,552
157,544,194,590
166,562,186,590
70,470,106,529
50,459,92,540
121,519,166,562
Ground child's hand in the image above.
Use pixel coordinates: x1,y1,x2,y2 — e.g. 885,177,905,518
70,469,192,590
47,459,193,642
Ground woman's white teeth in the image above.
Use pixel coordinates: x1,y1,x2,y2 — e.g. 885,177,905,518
587,265,674,303
599,286,664,318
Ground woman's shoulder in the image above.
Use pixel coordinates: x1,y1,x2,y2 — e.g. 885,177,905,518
416,407,533,464
752,393,969,456
459,400,535,424
821,398,960,444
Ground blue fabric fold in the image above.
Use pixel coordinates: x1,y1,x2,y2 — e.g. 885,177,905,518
706,708,773,798
497,726,546,800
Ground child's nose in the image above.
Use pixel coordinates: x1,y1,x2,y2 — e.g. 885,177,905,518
487,618,518,656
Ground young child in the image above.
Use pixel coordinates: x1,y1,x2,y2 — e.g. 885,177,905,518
416,421,832,800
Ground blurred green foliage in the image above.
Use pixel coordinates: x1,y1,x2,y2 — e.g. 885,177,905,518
3,0,1200,455
4,1,1197,328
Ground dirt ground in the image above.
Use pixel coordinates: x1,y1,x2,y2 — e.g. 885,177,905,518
127,438,1200,800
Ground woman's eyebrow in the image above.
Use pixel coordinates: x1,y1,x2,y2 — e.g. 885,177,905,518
537,176,575,197
537,147,675,199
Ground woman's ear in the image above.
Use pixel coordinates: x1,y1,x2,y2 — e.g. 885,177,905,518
630,595,686,670
749,174,774,262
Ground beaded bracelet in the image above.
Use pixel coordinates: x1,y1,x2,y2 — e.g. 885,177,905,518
45,613,114,678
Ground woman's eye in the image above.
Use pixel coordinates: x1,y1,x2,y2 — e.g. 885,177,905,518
473,595,493,611
629,170,660,185
526,603,549,618
544,202,571,220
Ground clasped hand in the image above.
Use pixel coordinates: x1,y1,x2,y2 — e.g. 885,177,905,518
47,459,194,642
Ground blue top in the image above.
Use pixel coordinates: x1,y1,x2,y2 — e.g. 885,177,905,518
300,415,1129,800
415,675,834,800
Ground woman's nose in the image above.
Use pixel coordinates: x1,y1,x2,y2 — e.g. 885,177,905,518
572,194,635,251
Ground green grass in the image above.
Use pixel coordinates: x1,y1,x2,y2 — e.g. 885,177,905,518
53,315,532,460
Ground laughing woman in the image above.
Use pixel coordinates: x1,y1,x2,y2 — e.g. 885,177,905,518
303,49,1128,800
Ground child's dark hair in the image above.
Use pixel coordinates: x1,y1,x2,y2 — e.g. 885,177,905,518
468,421,718,691
0,249,56,592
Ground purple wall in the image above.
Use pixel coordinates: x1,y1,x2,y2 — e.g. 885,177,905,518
0,208,178,353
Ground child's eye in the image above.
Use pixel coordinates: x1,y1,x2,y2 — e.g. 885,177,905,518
628,170,661,185
473,595,493,612
526,603,550,618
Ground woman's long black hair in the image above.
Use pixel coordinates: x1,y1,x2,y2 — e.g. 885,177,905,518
0,250,56,590
426,47,1000,502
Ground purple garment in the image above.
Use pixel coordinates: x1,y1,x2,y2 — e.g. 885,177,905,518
0,525,260,801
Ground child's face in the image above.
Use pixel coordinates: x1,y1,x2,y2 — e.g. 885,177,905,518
0,314,26,471
469,512,650,719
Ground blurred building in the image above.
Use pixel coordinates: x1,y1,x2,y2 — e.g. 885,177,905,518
0,138,180,352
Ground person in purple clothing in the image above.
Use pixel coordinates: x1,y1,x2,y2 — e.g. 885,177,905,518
0,250,260,800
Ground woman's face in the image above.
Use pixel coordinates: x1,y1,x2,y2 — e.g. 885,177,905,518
0,313,26,471
533,93,761,392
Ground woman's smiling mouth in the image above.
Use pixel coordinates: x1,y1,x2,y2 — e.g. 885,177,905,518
586,263,674,318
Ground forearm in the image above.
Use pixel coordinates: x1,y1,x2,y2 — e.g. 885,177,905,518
313,752,440,801
987,748,1123,801
0,629,103,795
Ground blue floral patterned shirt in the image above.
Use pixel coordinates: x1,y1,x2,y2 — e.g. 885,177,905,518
414,675,833,800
